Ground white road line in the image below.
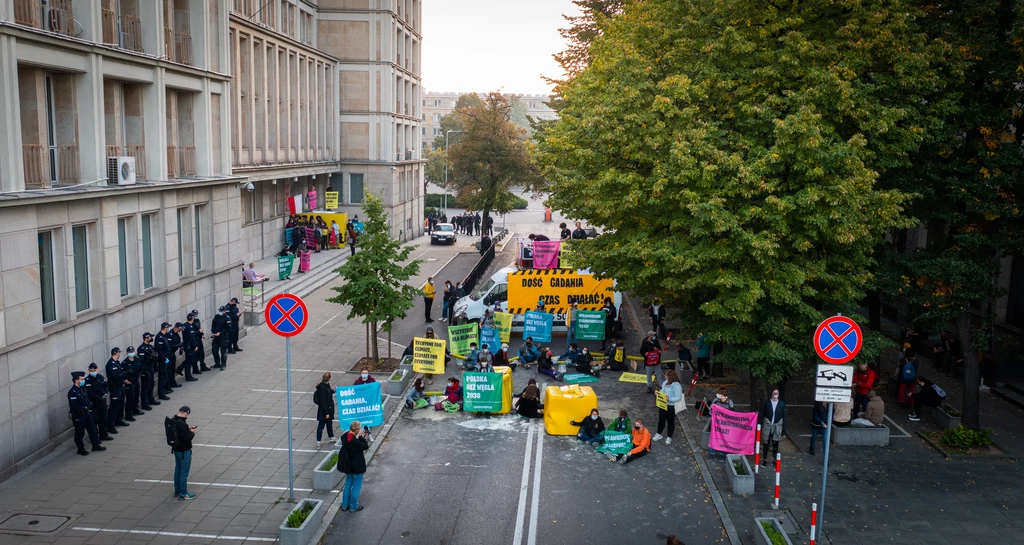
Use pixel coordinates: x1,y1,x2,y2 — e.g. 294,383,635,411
527,424,544,545
135,478,338,493
883,415,913,437
71,527,277,542
221,412,318,421
315,308,347,332
511,422,536,545
251,388,313,395
194,443,322,454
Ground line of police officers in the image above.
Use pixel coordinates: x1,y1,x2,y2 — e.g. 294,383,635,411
66,299,243,456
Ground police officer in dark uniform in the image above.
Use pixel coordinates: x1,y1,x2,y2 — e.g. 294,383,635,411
83,363,114,439
170,322,189,381
122,346,143,420
190,309,212,373
106,348,129,429
155,322,174,399
137,333,159,409
211,306,231,369
69,371,106,456
227,298,243,353
182,314,200,381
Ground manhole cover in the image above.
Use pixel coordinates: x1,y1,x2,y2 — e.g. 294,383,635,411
0,513,72,534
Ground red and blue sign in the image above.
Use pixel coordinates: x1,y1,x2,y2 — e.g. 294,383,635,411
813,315,862,364
265,294,309,337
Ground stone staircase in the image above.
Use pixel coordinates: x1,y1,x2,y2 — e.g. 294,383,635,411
242,251,351,327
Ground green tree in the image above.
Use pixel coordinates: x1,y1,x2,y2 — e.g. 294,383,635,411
537,0,949,400
327,194,422,364
448,92,544,244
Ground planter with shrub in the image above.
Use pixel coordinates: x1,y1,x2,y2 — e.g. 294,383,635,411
753,517,793,545
387,368,411,396
931,404,962,429
312,451,342,491
279,498,324,545
725,454,755,495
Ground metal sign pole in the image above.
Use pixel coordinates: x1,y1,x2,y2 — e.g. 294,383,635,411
818,402,835,535
286,336,294,501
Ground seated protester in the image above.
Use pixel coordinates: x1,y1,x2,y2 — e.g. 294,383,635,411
518,337,539,370
575,347,600,377
435,377,463,411
675,340,693,372
851,389,884,426
493,343,511,369
570,408,605,445
462,342,480,371
405,377,427,409
515,381,542,419
615,418,652,464
832,397,853,428
559,344,580,379
909,376,946,421
537,347,559,380
478,344,494,370
606,409,632,433
603,341,629,371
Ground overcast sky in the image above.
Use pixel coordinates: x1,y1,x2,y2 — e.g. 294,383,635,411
421,0,580,95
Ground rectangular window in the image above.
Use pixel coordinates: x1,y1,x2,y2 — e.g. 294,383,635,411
117,218,129,297
350,173,364,204
72,225,90,312
177,208,185,277
141,214,154,289
194,205,204,271
38,231,56,324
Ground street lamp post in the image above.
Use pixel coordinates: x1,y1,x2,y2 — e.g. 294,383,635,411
444,130,465,215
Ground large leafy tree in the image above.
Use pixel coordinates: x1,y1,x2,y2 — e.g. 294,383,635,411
875,0,1024,429
327,194,422,364
425,93,485,190
538,0,950,399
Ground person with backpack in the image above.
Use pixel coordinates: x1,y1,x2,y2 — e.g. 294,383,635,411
338,420,370,512
897,350,919,406
166,406,197,499
313,373,337,448
910,376,947,422
640,331,662,394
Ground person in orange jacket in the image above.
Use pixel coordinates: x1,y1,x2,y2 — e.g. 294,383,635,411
617,418,652,465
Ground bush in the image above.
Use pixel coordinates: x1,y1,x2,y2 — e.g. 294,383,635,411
941,404,962,417
733,459,747,476
285,500,316,528
424,194,456,208
319,452,338,471
940,425,992,451
760,521,788,545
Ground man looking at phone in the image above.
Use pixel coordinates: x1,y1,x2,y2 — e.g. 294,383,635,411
170,406,198,499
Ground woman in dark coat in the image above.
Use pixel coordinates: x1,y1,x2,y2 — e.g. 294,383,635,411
313,372,336,448
515,380,543,419
338,420,370,512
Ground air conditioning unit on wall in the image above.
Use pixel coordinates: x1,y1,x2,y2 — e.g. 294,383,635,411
107,157,137,186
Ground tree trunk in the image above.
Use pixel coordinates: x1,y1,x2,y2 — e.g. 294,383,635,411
749,371,768,414
371,321,380,365
365,323,370,358
867,290,882,332
954,312,980,430
388,329,392,360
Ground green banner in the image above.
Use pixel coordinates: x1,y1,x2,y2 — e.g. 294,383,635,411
561,373,600,384
596,430,633,456
575,310,606,340
463,372,503,412
448,323,479,356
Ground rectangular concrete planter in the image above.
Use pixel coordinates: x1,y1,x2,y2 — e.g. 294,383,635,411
832,424,889,446
702,418,711,450
312,452,342,492
279,498,324,545
726,454,755,495
399,354,413,374
754,517,793,545
931,404,962,429
387,368,411,397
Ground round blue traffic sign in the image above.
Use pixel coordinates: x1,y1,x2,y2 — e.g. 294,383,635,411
813,315,863,364
265,294,309,337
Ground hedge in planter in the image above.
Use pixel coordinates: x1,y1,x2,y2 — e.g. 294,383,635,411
279,498,324,545
312,452,343,492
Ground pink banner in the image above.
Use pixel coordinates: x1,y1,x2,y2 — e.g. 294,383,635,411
299,250,311,273
532,241,561,269
307,191,317,210
709,405,757,455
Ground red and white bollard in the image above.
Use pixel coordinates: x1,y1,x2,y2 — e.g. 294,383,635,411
754,425,762,473
810,502,818,545
773,453,781,509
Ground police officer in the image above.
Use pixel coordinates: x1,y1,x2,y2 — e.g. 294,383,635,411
189,309,212,373
211,306,231,370
155,322,174,399
137,333,160,409
227,298,243,353
170,322,189,381
122,346,143,420
182,314,200,381
106,348,129,429
69,372,106,456
83,363,114,440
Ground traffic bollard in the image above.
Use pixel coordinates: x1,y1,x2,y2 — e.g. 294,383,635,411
773,453,781,509
755,424,762,473
810,502,818,545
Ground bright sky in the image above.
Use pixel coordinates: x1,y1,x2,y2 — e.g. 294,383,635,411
421,0,580,95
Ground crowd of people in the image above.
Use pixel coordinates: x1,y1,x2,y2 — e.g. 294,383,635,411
426,211,494,237
283,215,362,259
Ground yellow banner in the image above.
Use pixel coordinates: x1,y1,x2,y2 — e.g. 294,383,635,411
294,212,349,242
656,391,668,410
507,270,615,315
494,312,513,342
618,372,649,384
413,337,446,375
325,191,339,210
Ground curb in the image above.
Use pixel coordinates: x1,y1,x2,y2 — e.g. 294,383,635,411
915,430,1017,461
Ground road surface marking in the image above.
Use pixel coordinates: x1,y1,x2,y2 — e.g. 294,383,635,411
512,421,536,545
883,414,913,437
221,412,318,421
194,443,321,454
527,424,545,545
135,478,338,493
71,527,277,542
251,388,312,395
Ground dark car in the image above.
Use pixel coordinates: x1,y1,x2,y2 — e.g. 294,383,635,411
430,223,457,245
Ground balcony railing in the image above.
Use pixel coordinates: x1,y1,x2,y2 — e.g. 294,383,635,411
57,144,80,184
179,145,196,177
126,144,146,179
47,0,73,36
167,146,178,178
175,33,193,66
23,144,47,188
102,9,117,45
120,15,143,53
14,0,40,28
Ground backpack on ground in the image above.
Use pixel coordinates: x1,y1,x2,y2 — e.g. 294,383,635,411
900,361,917,381
164,416,179,448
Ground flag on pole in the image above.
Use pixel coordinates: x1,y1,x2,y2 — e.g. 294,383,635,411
287,194,303,215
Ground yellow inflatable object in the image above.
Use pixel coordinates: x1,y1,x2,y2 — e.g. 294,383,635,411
494,366,514,414
543,385,598,435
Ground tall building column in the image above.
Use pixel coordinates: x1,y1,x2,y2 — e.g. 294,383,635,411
0,35,23,193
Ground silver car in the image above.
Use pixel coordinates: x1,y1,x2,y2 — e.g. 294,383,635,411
430,223,457,245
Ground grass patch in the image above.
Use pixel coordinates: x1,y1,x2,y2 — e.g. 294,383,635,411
732,459,747,476
319,452,338,471
761,520,788,545
285,500,316,528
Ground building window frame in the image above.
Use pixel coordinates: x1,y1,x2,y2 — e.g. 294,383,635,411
349,173,364,205
195,203,206,272
177,207,186,277
141,213,154,290
117,217,129,297
71,224,91,313
39,230,57,324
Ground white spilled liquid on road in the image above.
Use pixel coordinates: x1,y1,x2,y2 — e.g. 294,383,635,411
456,416,526,432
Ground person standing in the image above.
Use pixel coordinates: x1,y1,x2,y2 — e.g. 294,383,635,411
897,350,918,407
227,298,243,353
122,346,143,420
155,322,175,398
423,277,436,323
809,401,828,456
105,348,129,429
648,300,667,340
182,315,200,381
211,306,231,370
653,370,683,445
190,310,211,373
696,333,711,380
83,363,113,440
171,406,197,499
169,322,185,381
640,331,662,394
759,387,786,466
559,222,571,241
708,388,734,459
314,372,337,448
68,372,106,456
441,280,453,323
601,298,616,350
571,221,588,240
567,301,578,347
338,420,370,512
137,333,159,410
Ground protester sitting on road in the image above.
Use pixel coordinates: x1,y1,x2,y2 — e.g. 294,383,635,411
462,342,480,371
515,380,542,419
574,347,600,378
910,376,946,422
809,401,828,456
405,377,427,409
708,388,734,459
571,409,605,445
559,343,580,370
493,343,510,368
537,347,558,380
518,337,539,370
435,378,463,411
603,341,628,371
607,409,632,433
617,418,652,465
851,389,884,426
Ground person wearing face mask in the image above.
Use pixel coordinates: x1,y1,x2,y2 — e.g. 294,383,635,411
211,306,231,370
758,388,787,466
83,362,114,440
640,332,663,394
423,277,436,323
68,371,106,456
354,366,375,385
566,302,578,347
536,347,559,380
603,341,628,371
574,346,600,377
708,388,734,459
515,379,542,419
616,418,652,465
137,333,159,410
478,344,494,371
462,342,481,371
571,409,606,445
122,346,144,421
441,280,453,323
518,337,539,370
653,370,683,445
106,348,130,429
435,377,463,410
493,343,510,368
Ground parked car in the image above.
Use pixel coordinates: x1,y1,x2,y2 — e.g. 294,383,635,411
431,223,457,245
